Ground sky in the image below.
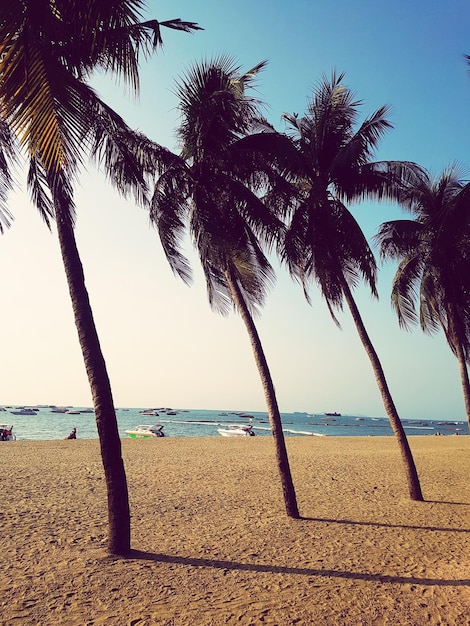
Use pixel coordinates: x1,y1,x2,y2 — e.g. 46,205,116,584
1,0,470,420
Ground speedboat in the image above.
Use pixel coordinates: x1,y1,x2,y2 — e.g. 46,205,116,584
0,425,16,441
125,424,165,438
10,408,38,415
217,424,256,437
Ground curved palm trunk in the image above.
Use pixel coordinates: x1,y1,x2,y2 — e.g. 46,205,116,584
54,195,131,555
224,271,300,518
444,309,470,428
454,341,470,429
340,278,424,501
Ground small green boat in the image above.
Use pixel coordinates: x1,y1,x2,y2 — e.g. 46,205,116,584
125,424,165,438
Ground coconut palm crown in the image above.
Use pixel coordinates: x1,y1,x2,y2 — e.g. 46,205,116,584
1,0,201,176
278,72,421,311
152,56,283,316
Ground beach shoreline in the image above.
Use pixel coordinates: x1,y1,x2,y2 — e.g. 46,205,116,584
1,436,469,625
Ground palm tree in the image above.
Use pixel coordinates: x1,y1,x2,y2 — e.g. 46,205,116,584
0,0,200,554
375,166,470,429
150,56,300,518
276,72,424,500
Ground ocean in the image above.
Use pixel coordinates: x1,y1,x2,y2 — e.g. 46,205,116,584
1,406,468,440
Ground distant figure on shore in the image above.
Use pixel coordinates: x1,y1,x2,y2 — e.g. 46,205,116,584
65,427,77,440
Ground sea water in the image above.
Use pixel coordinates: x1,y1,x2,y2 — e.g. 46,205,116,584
1,406,468,441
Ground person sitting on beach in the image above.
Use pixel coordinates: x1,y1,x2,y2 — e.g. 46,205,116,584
65,427,77,440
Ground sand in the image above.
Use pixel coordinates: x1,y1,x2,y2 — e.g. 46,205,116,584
0,435,469,625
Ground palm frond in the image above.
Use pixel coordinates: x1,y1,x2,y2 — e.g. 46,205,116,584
390,256,423,329
45,165,77,229
374,219,423,261
26,156,55,228
150,164,193,285
0,117,17,233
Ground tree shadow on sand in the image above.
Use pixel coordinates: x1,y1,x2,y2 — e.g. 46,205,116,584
298,515,469,533
123,550,469,587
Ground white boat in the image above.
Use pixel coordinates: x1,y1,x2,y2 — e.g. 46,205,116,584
0,425,16,441
217,424,256,437
125,424,165,438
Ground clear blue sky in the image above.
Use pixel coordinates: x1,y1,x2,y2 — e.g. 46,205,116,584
1,0,470,419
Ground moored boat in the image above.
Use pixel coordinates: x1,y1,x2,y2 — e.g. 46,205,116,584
125,424,165,438
217,424,256,437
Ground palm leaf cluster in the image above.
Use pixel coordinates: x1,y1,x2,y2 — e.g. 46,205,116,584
376,166,470,373
151,56,283,317
0,1,201,175
279,72,422,320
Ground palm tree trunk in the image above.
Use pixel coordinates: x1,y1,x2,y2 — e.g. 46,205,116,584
340,278,424,501
454,340,470,429
224,270,300,518
444,308,470,428
54,195,131,555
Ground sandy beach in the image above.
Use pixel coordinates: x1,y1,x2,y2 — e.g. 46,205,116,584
0,436,468,625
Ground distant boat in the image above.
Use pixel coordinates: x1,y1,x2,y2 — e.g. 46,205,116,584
125,424,165,438
324,412,341,417
50,407,68,413
10,408,38,416
217,424,256,437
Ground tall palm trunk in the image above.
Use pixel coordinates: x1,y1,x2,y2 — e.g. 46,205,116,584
445,308,470,428
453,340,470,429
224,270,300,518
53,192,131,555
340,277,424,501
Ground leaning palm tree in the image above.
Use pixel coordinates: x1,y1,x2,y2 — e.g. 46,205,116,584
150,56,300,518
375,166,470,429
0,0,200,554
275,72,424,500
